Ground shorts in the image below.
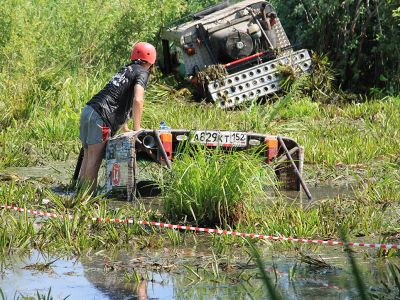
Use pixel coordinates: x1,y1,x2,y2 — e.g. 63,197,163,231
79,105,110,148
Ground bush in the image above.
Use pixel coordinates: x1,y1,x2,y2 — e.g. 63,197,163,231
272,0,400,93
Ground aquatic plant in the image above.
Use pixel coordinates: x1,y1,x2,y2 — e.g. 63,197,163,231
160,145,275,227
278,52,339,104
0,287,69,300
247,232,400,299
123,270,142,283
297,251,335,271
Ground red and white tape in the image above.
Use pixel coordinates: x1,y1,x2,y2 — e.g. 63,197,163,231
1,204,399,250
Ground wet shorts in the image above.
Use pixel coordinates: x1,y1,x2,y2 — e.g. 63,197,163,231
79,105,110,148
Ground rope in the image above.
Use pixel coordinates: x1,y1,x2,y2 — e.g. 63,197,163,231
1,204,398,250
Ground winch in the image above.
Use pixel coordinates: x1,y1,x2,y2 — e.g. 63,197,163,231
159,0,312,108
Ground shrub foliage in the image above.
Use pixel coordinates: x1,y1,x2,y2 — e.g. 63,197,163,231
272,0,400,92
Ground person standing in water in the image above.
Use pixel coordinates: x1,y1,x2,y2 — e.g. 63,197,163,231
78,42,156,193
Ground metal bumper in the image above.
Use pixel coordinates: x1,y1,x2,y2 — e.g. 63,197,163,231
104,129,304,200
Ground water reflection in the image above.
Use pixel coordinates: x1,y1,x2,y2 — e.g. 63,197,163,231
1,248,396,299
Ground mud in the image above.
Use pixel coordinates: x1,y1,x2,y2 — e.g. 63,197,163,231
1,160,76,184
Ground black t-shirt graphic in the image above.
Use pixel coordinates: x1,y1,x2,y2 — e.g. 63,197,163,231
87,62,149,135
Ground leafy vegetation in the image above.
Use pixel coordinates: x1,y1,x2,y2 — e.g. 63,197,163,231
272,0,400,93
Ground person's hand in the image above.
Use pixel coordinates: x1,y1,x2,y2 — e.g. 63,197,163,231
122,122,132,132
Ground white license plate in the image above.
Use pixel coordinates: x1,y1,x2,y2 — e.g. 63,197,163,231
191,131,247,147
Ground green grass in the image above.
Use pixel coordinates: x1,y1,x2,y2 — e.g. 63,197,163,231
0,182,164,257
248,242,283,300
0,0,398,171
160,146,275,227
2,93,398,168
295,97,400,165
0,155,398,257
247,232,400,299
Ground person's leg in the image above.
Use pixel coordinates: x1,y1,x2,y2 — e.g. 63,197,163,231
79,105,90,186
78,147,88,184
78,105,110,194
83,141,106,193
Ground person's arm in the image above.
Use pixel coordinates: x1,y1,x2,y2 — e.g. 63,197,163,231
132,84,145,131
121,122,131,132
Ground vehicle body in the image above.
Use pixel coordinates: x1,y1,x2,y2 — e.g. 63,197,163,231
104,129,304,200
160,0,312,108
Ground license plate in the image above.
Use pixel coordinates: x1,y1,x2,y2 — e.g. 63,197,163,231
191,131,247,147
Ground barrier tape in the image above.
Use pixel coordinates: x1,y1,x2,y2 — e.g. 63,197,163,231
1,204,399,251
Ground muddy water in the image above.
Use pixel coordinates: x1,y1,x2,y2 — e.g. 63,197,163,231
0,248,395,299
2,160,76,183
281,184,355,206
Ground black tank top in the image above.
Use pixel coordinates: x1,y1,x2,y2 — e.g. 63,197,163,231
87,62,149,134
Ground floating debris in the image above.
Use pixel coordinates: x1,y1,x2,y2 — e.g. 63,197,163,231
0,174,20,182
23,258,59,274
298,251,337,272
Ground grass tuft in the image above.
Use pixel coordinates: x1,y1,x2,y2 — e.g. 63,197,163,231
160,145,275,227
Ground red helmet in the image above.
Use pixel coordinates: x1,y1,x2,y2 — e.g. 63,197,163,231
130,42,157,64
